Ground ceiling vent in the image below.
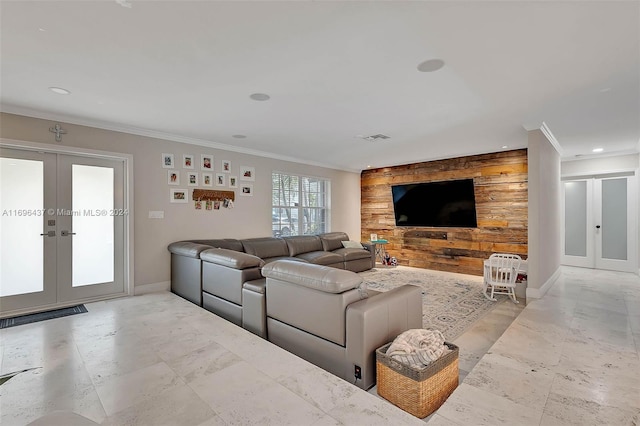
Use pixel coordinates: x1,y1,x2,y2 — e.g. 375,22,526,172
360,134,390,141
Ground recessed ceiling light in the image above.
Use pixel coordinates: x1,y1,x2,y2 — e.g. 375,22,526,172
249,93,270,101
38,28,46,32
502,145,509,149
232,134,247,139
417,59,445,73
366,165,372,168
115,0,132,8
592,148,604,153
49,87,71,95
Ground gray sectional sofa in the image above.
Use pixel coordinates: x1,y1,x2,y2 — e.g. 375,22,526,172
168,232,375,308
168,232,422,389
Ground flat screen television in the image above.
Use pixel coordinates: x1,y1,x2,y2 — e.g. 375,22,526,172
391,179,478,228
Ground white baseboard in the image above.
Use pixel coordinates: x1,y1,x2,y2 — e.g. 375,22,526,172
526,267,561,299
134,281,170,295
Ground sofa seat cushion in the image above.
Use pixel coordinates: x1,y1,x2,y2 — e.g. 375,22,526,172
168,241,214,258
263,256,307,265
262,260,362,294
200,248,264,269
283,235,323,256
295,251,344,266
331,247,373,261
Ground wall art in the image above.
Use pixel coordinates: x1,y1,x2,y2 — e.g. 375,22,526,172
187,172,199,186
162,153,175,169
170,188,187,203
240,166,255,181
201,155,213,170
168,170,180,185
202,172,213,187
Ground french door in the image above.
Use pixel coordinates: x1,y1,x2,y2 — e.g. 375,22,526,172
562,174,637,273
0,148,127,317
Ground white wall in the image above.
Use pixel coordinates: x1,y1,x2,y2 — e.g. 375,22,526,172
562,154,639,176
0,113,362,288
527,129,562,299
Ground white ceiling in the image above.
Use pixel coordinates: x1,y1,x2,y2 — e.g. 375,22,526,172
1,1,638,172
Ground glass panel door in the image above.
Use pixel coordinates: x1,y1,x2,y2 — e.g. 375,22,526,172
562,175,637,273
71,164,115,286
0,149,57,313
57,155,125,302
0,148,127,317
561,179,594,268
595,177,636,272
600,178,627,261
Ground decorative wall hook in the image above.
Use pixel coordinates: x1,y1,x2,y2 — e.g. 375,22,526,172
49,123,67,142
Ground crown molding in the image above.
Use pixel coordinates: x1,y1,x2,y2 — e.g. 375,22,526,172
0,104,359,173
539,121,563,156
522,121,564,156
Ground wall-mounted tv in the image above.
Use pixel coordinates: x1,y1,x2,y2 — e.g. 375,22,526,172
391,179,478,228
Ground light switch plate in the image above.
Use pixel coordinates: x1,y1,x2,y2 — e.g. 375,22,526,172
148,211,164,219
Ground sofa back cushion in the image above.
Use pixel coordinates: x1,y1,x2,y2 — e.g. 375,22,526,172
241,237,289,259
283,235,323,257
319,232,350,252
188,239,244,252
262,260,363,293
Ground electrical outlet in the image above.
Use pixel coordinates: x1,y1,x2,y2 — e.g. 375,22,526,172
354,365,362,380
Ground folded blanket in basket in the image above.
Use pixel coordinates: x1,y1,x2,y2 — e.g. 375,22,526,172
387,329,447,369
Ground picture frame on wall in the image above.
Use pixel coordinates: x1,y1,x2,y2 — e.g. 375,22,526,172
187,172,199,186
240,184,253,196
202,172,213,187
183,154,195,169
162,153,175,169
201,155,213,170
221,160,232,173
168,170,180,185
240,166,255,181
229,176,238,188
216,173,225,187
170,188,188,203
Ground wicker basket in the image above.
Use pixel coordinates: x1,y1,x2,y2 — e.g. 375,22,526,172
376,341,459,418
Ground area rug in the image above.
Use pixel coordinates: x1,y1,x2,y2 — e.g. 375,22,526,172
358,266,507,341
0,305,88,329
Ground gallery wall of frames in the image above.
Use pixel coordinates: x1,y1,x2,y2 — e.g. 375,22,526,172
162,152,255,210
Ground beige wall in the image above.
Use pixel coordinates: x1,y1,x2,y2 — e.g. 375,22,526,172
0,113,362,289
527,129,562,298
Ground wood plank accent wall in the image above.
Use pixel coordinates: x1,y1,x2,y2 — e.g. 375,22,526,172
361,149,528,276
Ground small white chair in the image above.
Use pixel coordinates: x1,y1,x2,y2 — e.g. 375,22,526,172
483,253,521,303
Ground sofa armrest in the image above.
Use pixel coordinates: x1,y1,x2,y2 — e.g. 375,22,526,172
345,285,423,389
201,248,265,269
168,241,213,258
361,242,376,266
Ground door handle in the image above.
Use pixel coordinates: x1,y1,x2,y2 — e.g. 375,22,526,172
61,230,76,236
596,225,601,229
40,230,56,237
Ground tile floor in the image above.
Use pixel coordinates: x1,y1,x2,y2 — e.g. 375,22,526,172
429,266,640,426
0,289,424,425
1,266,638,425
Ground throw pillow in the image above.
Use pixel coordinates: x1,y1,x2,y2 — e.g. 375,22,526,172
341,240,364,249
